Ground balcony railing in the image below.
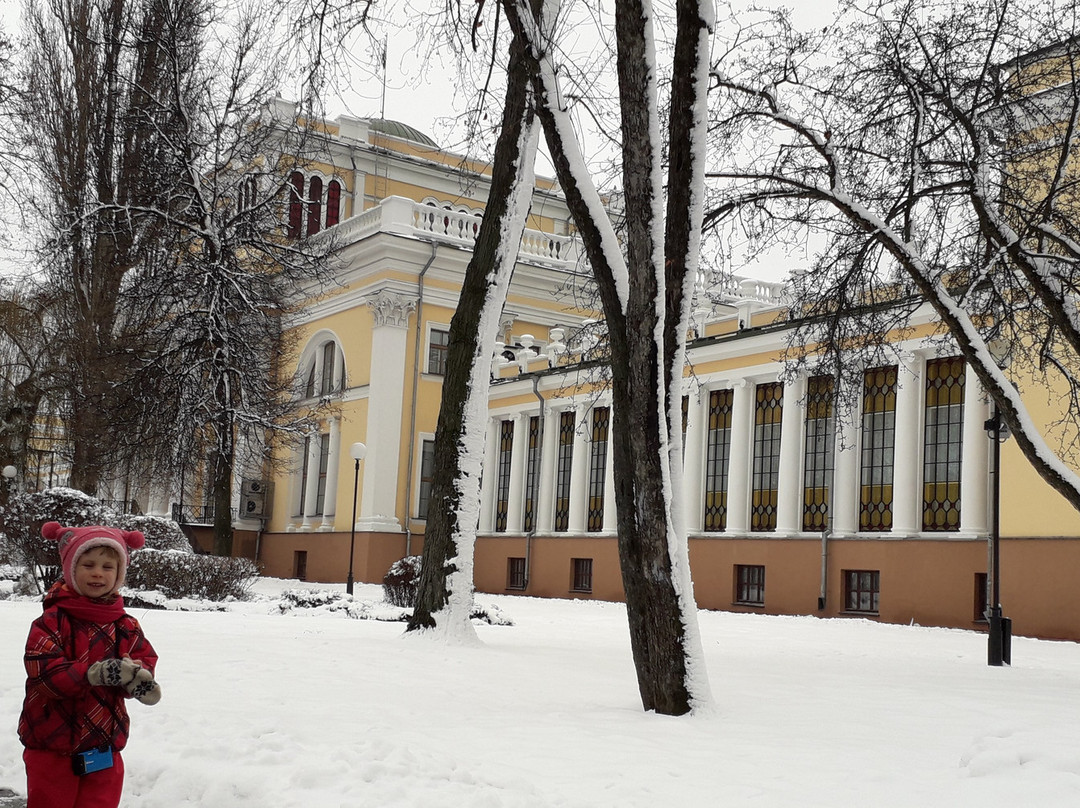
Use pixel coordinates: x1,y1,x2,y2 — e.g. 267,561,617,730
323,196,579,269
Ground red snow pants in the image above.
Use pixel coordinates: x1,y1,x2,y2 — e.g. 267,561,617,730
24,748,125,808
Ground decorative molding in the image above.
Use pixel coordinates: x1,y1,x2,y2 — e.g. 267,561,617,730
367,290,416,328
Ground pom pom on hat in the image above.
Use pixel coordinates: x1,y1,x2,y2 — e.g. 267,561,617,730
42,521,145,596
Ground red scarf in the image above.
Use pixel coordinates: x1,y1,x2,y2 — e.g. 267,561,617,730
45,582,126,623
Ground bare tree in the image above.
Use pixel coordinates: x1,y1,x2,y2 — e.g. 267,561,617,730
13,0,204,494
501,0,715,715
408,20,541,637
103,3,344,553
709,0,1080,511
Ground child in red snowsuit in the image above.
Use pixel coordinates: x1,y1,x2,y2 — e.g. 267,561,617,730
18,521,162,808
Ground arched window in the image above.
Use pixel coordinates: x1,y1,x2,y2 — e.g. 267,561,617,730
287,172,304,239
326,180,341,227
307,176,323,236
301,337,343,399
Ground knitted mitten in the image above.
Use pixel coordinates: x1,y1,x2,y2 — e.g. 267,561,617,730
87,657,142,688
88,658,162,705
125,669,162,706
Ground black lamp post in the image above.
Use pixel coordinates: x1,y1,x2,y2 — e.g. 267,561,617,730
346,442,366,595
984,404,1012,666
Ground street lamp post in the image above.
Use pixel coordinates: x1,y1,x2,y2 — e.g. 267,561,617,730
346,442,367,595
984,405,1012,666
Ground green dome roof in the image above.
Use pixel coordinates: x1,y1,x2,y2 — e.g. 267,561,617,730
368,119,438,148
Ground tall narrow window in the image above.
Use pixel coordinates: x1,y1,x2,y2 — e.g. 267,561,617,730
326,179,342,227
417,439,435,519
751,382,783,532
507,557,527,590
522,416,541,531
923,357,965,531
307,175,323,236
681,395,689,462
554,410,575,531
704,389,734,531
803,376,836,531
314,433,330,515
298,436,311,515
287,171,304,239
860,366,897,531
587,407,609,531
428,328,450,375
495,420,514,532
320,342,336,396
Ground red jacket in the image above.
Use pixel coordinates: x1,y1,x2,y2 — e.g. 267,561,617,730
18,582,158,754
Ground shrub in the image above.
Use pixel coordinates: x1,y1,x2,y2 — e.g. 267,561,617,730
383,555,422,608
125,548,258,601
0,488,113,593
113,514,193,553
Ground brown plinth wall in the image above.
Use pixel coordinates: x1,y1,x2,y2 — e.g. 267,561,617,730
241,529,1080,643
255,530,424,585
471,533,1080,643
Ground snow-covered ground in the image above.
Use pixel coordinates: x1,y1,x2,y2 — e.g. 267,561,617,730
3,578,1080,807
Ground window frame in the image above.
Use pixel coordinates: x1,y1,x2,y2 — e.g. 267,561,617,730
416,438,436,520
507,557,527,590
860,366,897,532
571,558,593,593
922,357,965,532
751,382,783,532
843,569,881,614
554,410,575,532
704,388,734,532
803,376,836,532
427,326,451,376
587,406,609,532
522,415,542,532
494,419,514,532
735,564,766,606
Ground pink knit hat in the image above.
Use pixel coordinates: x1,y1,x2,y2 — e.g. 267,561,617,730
41,521,146,596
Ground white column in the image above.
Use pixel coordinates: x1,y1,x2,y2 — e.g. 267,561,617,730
776,376,806,534
479,417,500,533
682,390,707,532
506,413,529,534
960,363,990,537
301,433,322,529
358,291,415,532
568,403,590,532
891,355,923,535
319,417,342,531
602,403,617,532
831,403,860,536
727,380,754,533
536,403,561,532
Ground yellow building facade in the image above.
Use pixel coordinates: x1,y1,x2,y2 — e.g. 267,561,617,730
241,109,1080,643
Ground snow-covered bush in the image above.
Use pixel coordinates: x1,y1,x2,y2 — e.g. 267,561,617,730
383,555,422,608
126,548,258,601
0,488,113,592
113,514,194,553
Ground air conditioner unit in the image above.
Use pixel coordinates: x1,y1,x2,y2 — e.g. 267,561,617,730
240,479,273,519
